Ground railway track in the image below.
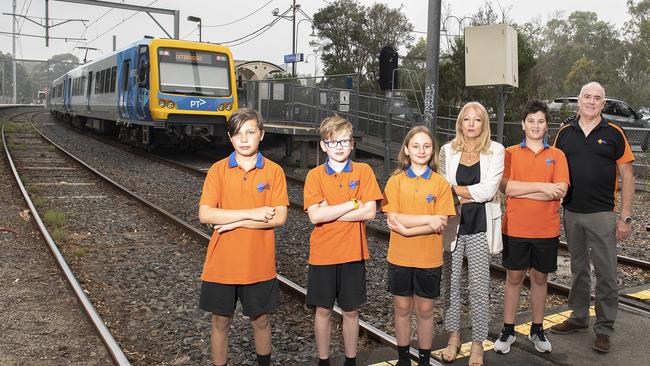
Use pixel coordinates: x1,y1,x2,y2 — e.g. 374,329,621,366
2,112,130,365
17,111,439,364
33,111,650,362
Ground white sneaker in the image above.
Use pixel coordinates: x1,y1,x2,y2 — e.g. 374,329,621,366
494,328,516,354
529,330,552,353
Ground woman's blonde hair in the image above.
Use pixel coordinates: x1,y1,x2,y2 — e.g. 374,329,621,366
450,102,492,154
393,125,438,175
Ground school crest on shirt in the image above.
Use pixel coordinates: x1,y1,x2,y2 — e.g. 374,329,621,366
425,193,436,203
349,180,360,189
545,158,555,166
257,182,271,192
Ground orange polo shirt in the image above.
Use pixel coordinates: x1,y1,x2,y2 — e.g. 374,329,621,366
502,142,570,238
381,166,456,268
304,160,383,265
199,152,289,284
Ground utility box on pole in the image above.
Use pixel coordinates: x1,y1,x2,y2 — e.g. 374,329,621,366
464,24,518,87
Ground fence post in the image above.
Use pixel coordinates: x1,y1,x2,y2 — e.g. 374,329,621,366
384,91,393,179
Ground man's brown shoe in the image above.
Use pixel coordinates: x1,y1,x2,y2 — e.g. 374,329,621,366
593,334,610,353
549,320,589,334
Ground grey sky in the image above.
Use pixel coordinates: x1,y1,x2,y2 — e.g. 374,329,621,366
0,0,632,76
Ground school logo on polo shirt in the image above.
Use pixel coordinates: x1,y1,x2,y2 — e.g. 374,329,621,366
598,138,608,145
257,182,271,192
425,193,436,203
349,180,360,189
545,158,555,166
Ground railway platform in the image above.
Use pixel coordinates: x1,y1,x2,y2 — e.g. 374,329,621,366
322,298,650,366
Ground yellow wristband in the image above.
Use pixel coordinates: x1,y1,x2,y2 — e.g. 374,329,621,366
351,199,359,210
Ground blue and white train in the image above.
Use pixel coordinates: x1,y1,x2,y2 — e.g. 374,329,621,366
49,38,237,148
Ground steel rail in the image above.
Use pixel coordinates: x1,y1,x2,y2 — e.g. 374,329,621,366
2,113,131,366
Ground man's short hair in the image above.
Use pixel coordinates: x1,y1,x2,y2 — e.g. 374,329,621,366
579,81,606,98
227,108,264,136
521,99,549,122
319,114,353,140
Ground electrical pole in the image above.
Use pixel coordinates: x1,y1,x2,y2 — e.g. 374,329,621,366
292,0,297,77
12,0,17,104
424,0,441,132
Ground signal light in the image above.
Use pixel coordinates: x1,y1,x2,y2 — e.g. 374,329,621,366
166,101,175,109
225,103,232,111
158,100,166,108
218,104,225,111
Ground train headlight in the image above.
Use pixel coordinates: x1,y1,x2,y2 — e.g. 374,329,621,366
218,104,225,111
158,100,166,108
166,101,175,109
225,103,232,111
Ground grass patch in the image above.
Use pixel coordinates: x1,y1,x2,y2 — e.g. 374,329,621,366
20,175,29,184
5,122,33,133
31,196,46,207
26,184,39,194
51,227,66,242
73,248,87,258
43,209,66,228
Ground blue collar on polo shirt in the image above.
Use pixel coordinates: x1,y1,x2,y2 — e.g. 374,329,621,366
324,157,352,175
228,151,265,169
406,165,432,179
519,138,550,149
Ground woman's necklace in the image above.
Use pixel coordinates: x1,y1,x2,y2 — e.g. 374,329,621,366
463,149,477,163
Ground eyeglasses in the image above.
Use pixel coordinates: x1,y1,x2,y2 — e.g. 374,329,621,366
323,139,352,148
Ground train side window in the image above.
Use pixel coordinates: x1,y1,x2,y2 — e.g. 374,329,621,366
110,66,117,93
121,60,130,91
87,72,93,96
104,68,111,93
138,59,149,88
81,76,86,96
95,72,100,94
101,69,107,94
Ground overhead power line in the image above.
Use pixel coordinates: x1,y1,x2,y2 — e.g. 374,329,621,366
203,0,274,28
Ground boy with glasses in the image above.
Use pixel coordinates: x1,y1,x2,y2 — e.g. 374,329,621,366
304,115,383,365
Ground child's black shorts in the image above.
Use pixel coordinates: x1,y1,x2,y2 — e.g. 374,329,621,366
502,235,559,273
199,278,279,317
306,260,366,311
387,262,441,299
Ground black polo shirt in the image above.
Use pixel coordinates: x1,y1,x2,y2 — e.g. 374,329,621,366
553,117,635,213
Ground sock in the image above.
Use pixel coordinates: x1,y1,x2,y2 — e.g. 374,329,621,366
418,348,431,365
530,322,543,334
503,323,515,334
397,345,410,360
318,358,330,366
257,353,270,366
344,356,356,366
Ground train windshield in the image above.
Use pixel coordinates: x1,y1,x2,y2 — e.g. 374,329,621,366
158,48,230,97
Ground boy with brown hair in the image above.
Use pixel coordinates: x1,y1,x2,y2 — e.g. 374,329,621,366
304,115,383,366
198,108,289,366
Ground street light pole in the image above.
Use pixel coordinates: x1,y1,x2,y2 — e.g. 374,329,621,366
12,0,17,104
424,0,441,132
292,0,297,76
187,16,202,42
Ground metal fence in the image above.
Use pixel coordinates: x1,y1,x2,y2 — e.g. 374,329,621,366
242,74,649,184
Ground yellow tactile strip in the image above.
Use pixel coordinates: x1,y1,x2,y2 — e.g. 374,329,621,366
514,306,596,335
369,306,599,365
626,289,650,300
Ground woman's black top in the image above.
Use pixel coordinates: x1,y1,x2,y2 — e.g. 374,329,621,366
456,161,487,235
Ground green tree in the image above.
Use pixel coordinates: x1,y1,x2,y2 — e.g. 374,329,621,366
31,53,79,89
311,0,413,89
0,52,37,103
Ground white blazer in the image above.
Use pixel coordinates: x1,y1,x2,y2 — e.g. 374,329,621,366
438,140,505,254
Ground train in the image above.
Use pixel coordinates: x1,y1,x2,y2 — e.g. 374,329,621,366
48,38,237,149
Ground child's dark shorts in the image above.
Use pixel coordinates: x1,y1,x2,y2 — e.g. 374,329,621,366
199,278,279,317
387,262,441,299
306,260,366,311
502,235,559,273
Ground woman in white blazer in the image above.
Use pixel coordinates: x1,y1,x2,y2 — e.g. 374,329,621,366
438,102,504,366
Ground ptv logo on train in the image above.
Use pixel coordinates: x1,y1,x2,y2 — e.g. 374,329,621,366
190,99,207,108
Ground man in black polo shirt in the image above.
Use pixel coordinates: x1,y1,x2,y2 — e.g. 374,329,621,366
550,82,635,353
